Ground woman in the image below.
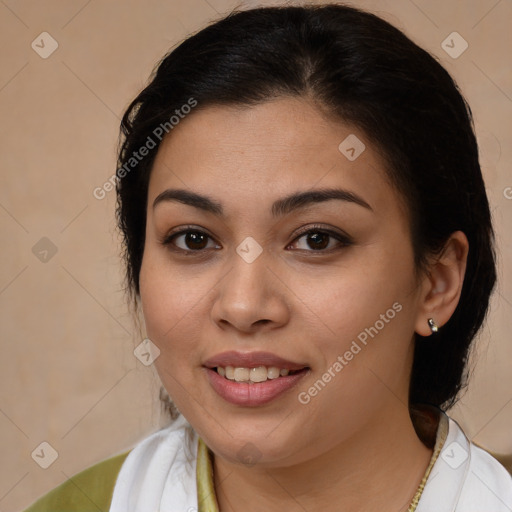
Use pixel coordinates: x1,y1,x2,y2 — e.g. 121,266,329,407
24,3,512,511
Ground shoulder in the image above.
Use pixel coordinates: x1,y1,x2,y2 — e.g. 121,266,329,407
22,450,131,512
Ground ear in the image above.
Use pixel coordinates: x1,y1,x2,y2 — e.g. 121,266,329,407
414,231,469,337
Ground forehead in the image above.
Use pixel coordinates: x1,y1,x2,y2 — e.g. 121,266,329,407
147,97,400,219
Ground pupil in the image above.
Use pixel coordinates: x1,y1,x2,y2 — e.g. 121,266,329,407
186,232,207,250
308,232,329,250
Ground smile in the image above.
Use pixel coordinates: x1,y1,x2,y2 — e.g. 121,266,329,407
203,350,310,406
215,365,302,383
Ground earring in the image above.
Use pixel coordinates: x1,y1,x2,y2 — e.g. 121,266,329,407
428,318,439,334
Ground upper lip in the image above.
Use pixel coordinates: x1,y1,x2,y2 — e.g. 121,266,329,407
203,351,308,370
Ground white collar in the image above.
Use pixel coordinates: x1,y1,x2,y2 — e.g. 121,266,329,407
417,412,512,511
109,414,199,512
109,412,512,512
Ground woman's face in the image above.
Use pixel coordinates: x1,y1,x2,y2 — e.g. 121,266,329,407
139,97,425,467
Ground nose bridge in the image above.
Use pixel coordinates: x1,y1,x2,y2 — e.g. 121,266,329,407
225,240,272,310
212,238,290,331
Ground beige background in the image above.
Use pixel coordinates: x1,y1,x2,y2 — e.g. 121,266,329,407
0,0,511,510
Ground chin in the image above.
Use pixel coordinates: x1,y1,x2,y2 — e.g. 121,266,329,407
196,418,307,467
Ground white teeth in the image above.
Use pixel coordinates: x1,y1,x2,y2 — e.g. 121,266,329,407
215,365,300,383
250,366,267,383
267,367,280,379
234,367,250,382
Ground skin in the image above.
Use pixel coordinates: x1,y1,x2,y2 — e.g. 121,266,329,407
139,96,468,512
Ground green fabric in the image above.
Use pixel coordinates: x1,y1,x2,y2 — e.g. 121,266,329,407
23,450,131,512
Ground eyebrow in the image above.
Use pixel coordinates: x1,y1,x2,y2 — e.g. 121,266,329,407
152,187,373,217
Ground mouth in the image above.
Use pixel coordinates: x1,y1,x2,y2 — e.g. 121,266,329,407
203,351,310,406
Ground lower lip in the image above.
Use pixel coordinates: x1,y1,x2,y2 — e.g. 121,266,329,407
205,367,309,406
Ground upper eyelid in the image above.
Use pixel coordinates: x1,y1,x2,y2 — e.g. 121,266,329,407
165,224,347,240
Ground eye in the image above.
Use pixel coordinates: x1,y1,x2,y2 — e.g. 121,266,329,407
161,227,220,253
288,225,352,252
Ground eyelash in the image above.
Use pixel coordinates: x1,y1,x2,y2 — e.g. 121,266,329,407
160,224,353,256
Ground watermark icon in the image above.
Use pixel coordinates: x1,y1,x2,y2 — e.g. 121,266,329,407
236,236,263,263
93,97,197,200
236,442,262,467
441,441,468,469
31,32,59,59
134,338,161,366
298,301,402,404
503,187,512,200
441,32,468,59
31,441,59,469
338,134,366,161
32,237,58,263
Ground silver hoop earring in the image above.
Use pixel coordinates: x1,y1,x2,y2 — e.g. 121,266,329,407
428,318,439,334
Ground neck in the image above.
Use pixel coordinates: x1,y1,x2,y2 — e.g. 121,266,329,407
213,404,434,512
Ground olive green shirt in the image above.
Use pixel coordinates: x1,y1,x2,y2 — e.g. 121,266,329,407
23,451,131,511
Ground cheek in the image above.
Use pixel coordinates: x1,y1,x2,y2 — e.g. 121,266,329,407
139,251,200,365
139,245,211,337
139,257,204,409
299,250,417,396
300,260,404,346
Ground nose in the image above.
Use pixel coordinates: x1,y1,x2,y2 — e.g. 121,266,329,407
210,248,291,334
